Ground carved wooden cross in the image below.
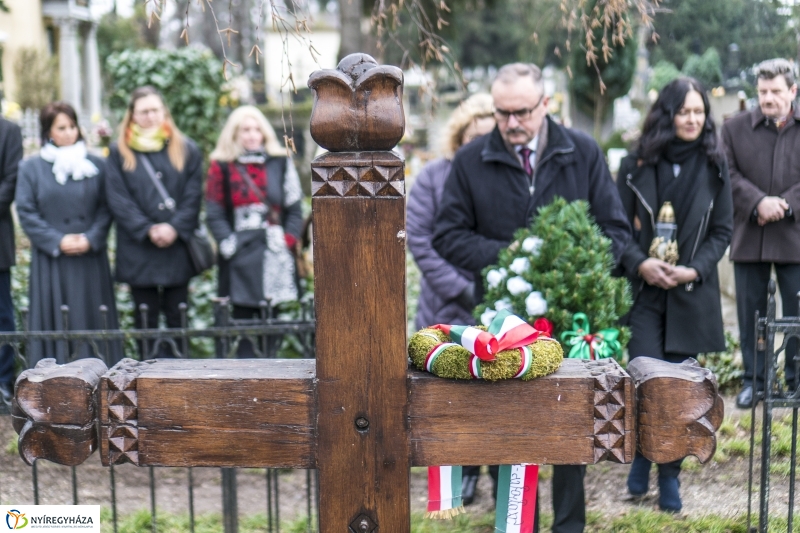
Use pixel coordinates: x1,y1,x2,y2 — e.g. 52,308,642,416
10,54,723,533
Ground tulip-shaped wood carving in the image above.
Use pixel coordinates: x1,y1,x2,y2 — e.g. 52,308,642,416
308,53,404,152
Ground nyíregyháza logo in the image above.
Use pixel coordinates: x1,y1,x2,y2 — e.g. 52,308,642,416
5,509,28,530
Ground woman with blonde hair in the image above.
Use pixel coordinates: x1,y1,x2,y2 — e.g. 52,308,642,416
205,105,303,356
105,86,204,359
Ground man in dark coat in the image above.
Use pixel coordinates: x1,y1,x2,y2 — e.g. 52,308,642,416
0,118,22,406
722,58,800,409
433,63,629,533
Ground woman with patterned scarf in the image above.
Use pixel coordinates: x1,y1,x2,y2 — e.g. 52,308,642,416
105,86,204,359
205,106,304,357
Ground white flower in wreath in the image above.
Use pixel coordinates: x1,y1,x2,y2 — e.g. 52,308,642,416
480,308,498,327
525,291,548,316
509,257,531,275
507,276,533,296
495,298,513,311
522,236,544,256
486,268,508,289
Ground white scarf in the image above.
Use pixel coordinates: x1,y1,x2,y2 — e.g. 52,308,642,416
39,141,99,186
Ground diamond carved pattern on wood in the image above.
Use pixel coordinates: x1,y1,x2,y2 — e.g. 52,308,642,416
588,359,630,463
312,152,405,198
109,426,139,465
100,358,141,465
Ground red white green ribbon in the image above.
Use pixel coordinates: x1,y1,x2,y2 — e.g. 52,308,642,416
514,346,533,378
469,354,483,379
425,342,459,372
432,311,550,364
433,324,498,361
426,465,463,518
490,310,548,351
495,464,538,533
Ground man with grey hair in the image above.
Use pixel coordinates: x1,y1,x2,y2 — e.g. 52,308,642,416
722,58,800,409
434,62,629,533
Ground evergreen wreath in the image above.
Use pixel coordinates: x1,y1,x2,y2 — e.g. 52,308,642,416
476,198,632,359
408,319,564,381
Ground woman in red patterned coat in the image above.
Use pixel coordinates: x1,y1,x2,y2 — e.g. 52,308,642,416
206,106,304,356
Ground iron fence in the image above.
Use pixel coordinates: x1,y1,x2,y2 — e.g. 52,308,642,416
0,297,318,533
749,280,800,533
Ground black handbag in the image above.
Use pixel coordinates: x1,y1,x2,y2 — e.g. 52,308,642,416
139,155,215,274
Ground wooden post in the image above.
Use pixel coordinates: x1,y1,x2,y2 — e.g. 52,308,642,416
309,53,409,533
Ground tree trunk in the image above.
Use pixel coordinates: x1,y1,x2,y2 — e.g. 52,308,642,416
338,0,363,60
593,96,605,141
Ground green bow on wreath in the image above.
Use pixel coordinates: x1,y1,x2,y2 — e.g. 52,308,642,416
560,313,622,362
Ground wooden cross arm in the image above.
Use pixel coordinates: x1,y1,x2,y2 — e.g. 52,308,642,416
12,356,721,468
11,358,107,466
628,356,723,464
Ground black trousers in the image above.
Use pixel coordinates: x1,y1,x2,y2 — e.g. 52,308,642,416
131,285,189,359
0,270,14,384
463,464,585,532
734,262,800,388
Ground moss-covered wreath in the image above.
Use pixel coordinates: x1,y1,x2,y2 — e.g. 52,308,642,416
408,323,563,381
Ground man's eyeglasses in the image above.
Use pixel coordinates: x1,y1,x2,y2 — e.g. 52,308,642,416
493,94,545,122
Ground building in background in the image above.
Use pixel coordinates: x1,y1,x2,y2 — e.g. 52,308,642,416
0,0,101,119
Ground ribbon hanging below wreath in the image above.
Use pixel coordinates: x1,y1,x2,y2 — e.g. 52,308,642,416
426,465,463,519
495,464,538,533
560,312,622,361
426,463,539,531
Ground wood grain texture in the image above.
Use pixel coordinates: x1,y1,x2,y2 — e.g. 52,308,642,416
313,183,410,531
628,356,723,464
13,358,106,466
100,358,316,468
308,53,404,152
408,359,634,466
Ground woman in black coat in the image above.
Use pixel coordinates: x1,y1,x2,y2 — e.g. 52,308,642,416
16,102,121,365
616,77,733,512
105,86,203,359
205,106,303,357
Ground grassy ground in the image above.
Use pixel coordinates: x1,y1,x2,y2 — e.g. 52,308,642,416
103,508,800,533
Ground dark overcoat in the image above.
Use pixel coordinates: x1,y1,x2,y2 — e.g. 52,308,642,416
616,153,733,354
433,116,631,304
105,140,203,287
722,106,800,263
407,157,474,329
0,119,22,270
16,154,122,364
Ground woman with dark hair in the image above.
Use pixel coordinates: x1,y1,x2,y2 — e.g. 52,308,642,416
105,86,203,359
15,102,121,365
616,77,733,512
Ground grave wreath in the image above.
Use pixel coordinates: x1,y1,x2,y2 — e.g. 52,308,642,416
476,198,632,361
